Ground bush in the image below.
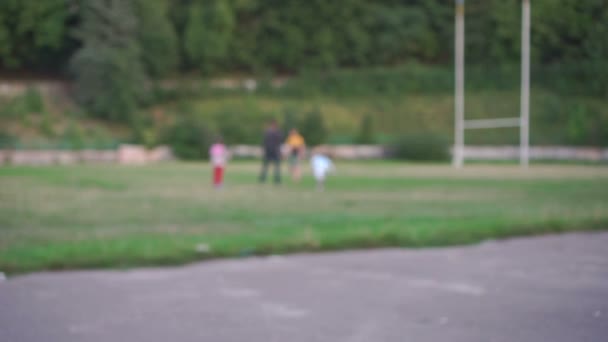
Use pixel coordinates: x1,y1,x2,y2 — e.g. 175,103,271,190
0,129,16,149
215,108,261,145
299,108,327,146
22,87,44,113
388,133,449,161
60,122,86,150
129,111,159,148
355,114,375,144
0,98,21,118
0,88,44,119
88,127,120,149
163,116,212,160
40,112,56,138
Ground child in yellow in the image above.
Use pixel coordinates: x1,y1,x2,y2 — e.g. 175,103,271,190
285,128,306,182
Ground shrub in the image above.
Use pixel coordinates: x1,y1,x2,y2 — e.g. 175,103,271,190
40,112,56,138
129,112,159,148
22,87,44,113
215,108,260,145
388,133,449,161
83,126,120,149
163,116,212,160
0,129,16,149
299,107,327,146
60,122,86,150
0,98,21,118
328,134,355,145
355,114,375,144
0,88,44,118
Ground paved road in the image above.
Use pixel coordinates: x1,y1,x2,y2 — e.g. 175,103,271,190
1,233,607,342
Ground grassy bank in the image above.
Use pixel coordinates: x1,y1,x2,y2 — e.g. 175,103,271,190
2,65,608,150
164,87,608,148
1,162,607,274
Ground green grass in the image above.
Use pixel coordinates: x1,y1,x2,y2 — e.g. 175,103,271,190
185,88,608,146
1,162,608,274
4,78,607,148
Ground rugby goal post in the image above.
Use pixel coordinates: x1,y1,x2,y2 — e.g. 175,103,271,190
453,0,531,168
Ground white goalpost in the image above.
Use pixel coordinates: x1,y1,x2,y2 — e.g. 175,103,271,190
453,0,531,168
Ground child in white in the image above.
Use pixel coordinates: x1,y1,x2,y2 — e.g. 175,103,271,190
310,152,334,191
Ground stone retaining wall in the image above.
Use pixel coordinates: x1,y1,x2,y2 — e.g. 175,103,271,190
0,145,173,166
229,145,608,161
0,80,69,98
0,78,288,98
1,145,606,166
461,146,608,162
226,145,387,159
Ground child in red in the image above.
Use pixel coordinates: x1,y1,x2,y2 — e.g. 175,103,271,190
209,137,228,188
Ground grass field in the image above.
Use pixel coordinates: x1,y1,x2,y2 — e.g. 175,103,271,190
1,162,607,274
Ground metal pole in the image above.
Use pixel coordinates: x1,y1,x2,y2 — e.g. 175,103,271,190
454,0,465,168
520,0,530,167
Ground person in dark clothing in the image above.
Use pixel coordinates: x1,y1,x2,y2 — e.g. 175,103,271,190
259,120,283,184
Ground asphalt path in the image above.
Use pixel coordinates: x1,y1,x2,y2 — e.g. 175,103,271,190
1,233,607,342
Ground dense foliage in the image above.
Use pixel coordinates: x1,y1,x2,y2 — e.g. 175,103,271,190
163,115,212,159
134,0,179,77
299,108,328,146
389,133,450,161
1,0,606,74
70,0,147,121
356,114,375,144
0,0,606,123
0,0,71,70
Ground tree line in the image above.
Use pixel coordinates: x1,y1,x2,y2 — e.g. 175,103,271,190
2,0,606,74
0,0,606,120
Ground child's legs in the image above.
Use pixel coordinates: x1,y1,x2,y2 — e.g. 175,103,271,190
272,158,281,184
314,169,325,189
289,155,301,181
259,157,270,182
213,166,224,186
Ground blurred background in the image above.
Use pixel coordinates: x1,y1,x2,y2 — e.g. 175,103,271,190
2,5,608,342
0,0,606,158
1,1,608,274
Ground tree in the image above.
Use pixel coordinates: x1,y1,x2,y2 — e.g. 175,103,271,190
366,4,436,64
0,0,606,93
134,0,179,77
70,0,147,122
0,0,70,69
184,0,235,73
